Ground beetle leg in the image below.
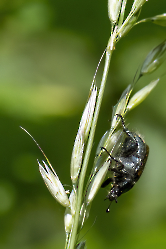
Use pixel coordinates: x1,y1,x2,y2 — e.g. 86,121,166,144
101,177,113,188
116,114,138,144
101,146,125,172
101,147,119,162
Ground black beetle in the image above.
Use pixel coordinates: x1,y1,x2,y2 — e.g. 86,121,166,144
101,114,149,212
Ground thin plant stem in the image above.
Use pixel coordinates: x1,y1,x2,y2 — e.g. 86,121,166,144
67,49,113,249
118,0,127,27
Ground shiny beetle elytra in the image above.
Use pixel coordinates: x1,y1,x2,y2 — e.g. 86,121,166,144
101,114,149,212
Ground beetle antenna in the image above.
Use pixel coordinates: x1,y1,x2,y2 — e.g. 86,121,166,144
106,201,112,213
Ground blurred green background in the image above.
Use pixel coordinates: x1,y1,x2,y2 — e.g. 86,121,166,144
0,0,166,248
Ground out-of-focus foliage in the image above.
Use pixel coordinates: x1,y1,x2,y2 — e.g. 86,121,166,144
0,0,166,248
